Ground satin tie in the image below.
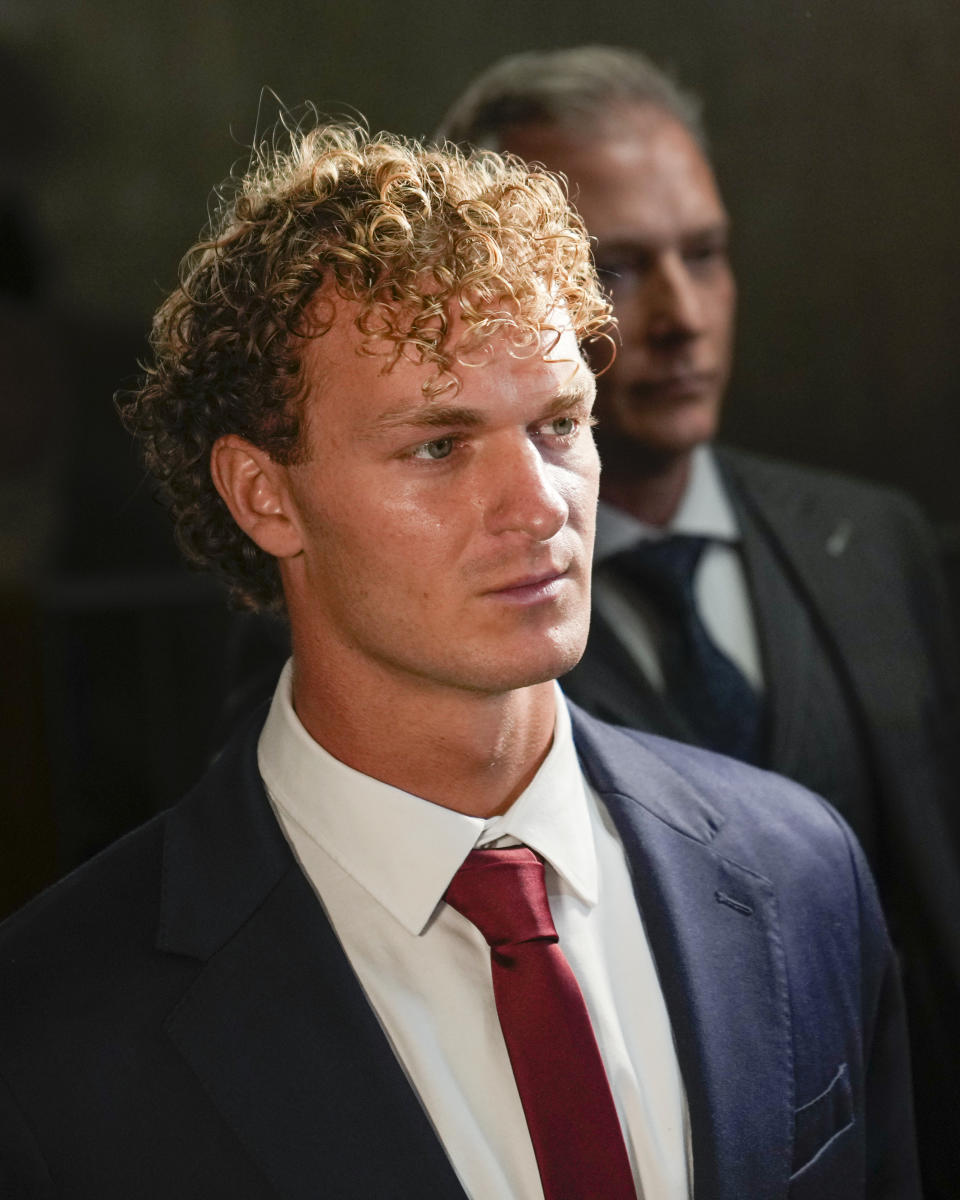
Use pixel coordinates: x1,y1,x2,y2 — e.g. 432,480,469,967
444,847,637,1199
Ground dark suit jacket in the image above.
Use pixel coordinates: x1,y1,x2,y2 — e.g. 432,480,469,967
562,446,960,1196
0,703,918,1198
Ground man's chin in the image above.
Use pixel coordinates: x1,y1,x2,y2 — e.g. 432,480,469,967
509,636,589,692
598,420,714,473
598,389,721,460
465,633,590,697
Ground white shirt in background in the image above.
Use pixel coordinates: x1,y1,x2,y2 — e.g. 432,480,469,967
593,443,764,692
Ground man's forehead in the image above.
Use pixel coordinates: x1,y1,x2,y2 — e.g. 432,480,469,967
301,290,585,394
296,310,593,445
504,101,698,164
502,104,726,230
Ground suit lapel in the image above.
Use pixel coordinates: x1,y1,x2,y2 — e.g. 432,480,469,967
714,445,913,734
571,707,794,1200
716,448,960,970
726,476,818,776
158,717,465,1200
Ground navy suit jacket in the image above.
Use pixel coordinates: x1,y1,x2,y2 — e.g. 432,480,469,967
0,703,919,1198
562,446,960,1196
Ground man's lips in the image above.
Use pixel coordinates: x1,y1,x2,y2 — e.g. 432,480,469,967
485,565,572,601
629,370,718,398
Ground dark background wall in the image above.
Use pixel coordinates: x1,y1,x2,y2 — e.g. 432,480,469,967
6,0,959,516
2,0,958,911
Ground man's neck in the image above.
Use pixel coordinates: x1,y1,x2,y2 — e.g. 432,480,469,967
598,447,693,527
288,656,557,819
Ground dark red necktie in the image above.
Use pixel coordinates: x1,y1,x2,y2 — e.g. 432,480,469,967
444,847,637,1199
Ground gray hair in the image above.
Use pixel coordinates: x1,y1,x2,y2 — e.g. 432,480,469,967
436,45,707,153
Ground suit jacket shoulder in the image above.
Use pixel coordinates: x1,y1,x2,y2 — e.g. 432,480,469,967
714,443,931,526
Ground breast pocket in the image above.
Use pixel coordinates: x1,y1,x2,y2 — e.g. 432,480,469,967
790,1063,854,1181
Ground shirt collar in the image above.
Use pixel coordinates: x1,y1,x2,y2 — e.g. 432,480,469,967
474,691,597,905
594,443,740,563
258,663,597,936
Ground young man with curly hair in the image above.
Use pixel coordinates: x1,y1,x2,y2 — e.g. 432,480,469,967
0,122,918,1198
439,45,960,1199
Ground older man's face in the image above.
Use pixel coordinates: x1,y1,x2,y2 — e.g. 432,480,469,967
502,105,736,471
274,305,600,701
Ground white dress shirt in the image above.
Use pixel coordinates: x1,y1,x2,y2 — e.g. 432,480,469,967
258,662,691,1199
592,443,764,692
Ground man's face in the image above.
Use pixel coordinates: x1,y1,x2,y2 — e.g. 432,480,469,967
275,307,599,700
502,105,736,468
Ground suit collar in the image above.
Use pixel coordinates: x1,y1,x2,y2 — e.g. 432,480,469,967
713,444,882,779
713,459,818,775
158,700,728,961
158,704,292,961
567,700,725,845
570,704,795,1200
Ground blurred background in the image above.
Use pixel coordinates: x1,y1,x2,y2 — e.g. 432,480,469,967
2,0,959,916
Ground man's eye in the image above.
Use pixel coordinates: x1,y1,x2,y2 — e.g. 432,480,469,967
685,242,726,266
412,436,455,460
594,256,647,290
533,416,580,441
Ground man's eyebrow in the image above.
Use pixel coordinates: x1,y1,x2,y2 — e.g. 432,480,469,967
370,377,596,435
543,380,597,416
599,219,729,253
371,403,487,433
684,221,730,242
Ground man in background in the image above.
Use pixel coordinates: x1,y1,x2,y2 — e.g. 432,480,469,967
0,121,917,1197
438,44,960,1196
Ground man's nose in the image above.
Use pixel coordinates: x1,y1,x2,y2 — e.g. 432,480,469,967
644,252,703,340
484,438,568,541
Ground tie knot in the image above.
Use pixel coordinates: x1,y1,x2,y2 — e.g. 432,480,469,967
614,535,705,590
615,534,708,603
444,848,558,949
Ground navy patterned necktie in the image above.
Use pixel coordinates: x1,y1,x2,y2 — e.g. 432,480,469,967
614,534,763,763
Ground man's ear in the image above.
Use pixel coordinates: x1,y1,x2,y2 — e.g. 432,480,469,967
210,434,303,559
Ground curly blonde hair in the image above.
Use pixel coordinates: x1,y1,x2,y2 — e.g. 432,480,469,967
119,119,612,611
